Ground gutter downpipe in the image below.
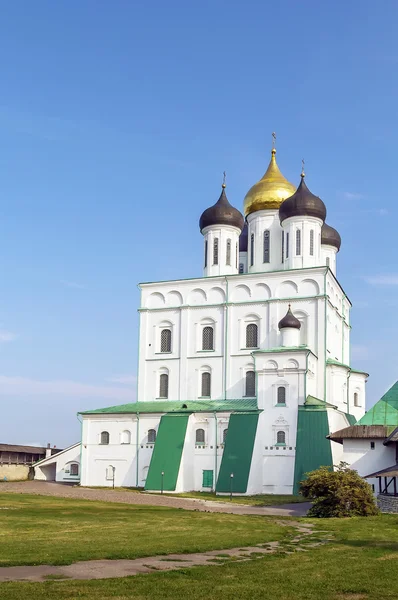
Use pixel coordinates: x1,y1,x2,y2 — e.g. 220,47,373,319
304,350,310,404
251,351,258,408
214,412,217,492
347,371,351,415
342,293,347,364
324,269,328,402
136,412,140,487
224,276,229,401
77,413,83,486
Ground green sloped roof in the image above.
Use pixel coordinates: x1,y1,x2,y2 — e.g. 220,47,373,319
357,381,398,426
326,358,369,376
80,398,258,415
305,395,337,410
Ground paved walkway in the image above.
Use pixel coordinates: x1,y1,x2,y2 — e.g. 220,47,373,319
0,481,310,517
0,522,321,582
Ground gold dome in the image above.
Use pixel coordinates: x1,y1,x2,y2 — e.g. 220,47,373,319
243,148,296,216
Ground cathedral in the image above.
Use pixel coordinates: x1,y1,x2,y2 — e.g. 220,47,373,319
79,141,368,495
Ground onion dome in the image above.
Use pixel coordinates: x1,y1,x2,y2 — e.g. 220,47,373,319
239,223,248,252
321,223,341,251
279,173,327,224
243,147,296,216
278,305,301,330
199,184,244,233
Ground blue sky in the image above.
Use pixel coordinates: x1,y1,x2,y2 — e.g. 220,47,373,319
1,0,398,447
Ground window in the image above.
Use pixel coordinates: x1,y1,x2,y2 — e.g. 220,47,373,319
245,370,256,397
148,429,156,444
213,238,219,265
201,372,211,397
204,240,208,268
236,242,238,269
121,430,131,444
250,233,254,266
246,323,258,348
370,441,375,450
277,431,286,445
202,326,214,350
226,239,231,265
310,230,314,256
239,263,244,274
286,232,289,258
223,428,228,444
106,466,115,480
277,386,286,404
202,469,213,488
296,229,301,255
326,257,330,267
263,230,270,263
70,463,79,476
354,392,359,407
100,431,109,445
281,231,284,263
196,428,205,444
159,373,169,398
160,328,172,353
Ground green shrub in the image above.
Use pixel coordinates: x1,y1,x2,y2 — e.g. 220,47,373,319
300,462,379,518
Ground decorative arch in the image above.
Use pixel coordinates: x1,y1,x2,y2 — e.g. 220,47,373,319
254,283,271,300
208,286,226,304
166,290,183,306
276,280,298,298
187,288,207,305
231,284,251,302
294,309,309,346
146,292,165,309
300,279,320,296
284,359,299,370
264,360,278,371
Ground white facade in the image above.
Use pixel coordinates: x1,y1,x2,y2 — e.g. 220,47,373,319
34,443,81,483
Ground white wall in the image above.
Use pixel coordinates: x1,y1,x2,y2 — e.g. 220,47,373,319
34,444,81,483
341,438,396,492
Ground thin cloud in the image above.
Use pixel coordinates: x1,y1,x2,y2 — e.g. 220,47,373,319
107,375,137,385
351,345,370,361
343,191,364,200
0,330,17,343
363,275,398,285
60,280,87,290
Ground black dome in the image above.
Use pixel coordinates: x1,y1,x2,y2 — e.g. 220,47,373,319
239,223,248,251
278,305,301,330
321,223,341,251
199,186,244,233
279,176,326,224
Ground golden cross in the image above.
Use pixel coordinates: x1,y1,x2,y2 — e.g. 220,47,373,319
272,132,276,148
222,171,226,186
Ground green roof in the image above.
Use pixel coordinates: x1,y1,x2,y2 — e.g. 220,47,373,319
80,398,258,415
357,382,398,426
326,359,369,376
305,395,337,410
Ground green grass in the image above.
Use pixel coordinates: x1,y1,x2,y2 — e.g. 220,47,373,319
1,515,398,599
165,491,307,506
0,493,289,567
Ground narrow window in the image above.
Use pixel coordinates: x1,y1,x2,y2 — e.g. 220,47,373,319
100,431,109,445
370,441,375,450
326,257,330,267
202,326,214,350
204,240,208,268
250,233,254,266
213,238,219,265
201,372,211,397
286,232,289,258
310,230,314,256
70,463,79,476
223,428,228,444
281,231,284,263
226,239,231,265
236,242,238,269
277,386,286,404
246,323,258,348
148,429,156,444
296,229,301,255
121,430,131,444
263,230,270,263
354,392,359,407
160,328,172,353
196,428,205,444
277,431,286,445
239,263,244,274
245,371,256,397
159,373,169,398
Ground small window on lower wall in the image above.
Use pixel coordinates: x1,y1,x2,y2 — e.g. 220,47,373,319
276,430,286,445
370,441,375,450
202,469,214,488
196,428,205,445
70,463,79,476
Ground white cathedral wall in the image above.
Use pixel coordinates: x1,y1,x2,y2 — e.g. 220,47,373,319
282,216,323,271
201,224,241,277
246,210,283,273
341,439,396,493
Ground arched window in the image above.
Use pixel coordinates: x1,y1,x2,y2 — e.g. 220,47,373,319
159,373,169,398
286,232,289,259
223,428,228,444
202,326,214,350
213,238,219,265
263,230,270,263
70,463,79,476
226,239,231,265
201,372,211,397
246,323,258,348
281,231,284,263
100,431,109,445
277,431,286,445
160,328,172,353
326,257,330,267
354,392,359,407
148,429,156,444
239,263,244,274
277,386,286,404
250,233,254,266
121,430,131,444
204,240,208,268
309,230,314,256
296,229,301,255
196,428,205,444
245,371,256,397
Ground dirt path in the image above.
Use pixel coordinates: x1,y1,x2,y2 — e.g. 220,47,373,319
0,522,325,582
0,481,310,517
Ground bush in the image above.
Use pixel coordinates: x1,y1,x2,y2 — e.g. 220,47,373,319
299,462,379,518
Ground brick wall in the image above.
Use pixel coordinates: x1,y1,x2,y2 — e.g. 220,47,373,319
377,494,398,514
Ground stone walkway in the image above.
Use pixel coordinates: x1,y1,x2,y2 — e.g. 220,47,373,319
0,521,323,582
0,481,311,517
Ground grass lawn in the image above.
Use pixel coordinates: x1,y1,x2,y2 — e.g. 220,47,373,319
1,514,398,599
0,493,289,566
165,491,307,506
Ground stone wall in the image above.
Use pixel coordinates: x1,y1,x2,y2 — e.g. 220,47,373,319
377,494,398,513
0,464,31,481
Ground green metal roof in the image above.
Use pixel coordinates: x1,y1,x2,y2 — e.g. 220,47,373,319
305,395,337,410
326,358,369,376
80,398,258,415
357,382,398,426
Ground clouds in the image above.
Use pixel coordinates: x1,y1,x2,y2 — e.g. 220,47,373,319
362,274,398,285
60,280,88,290
106,374,137,385
343,191,364,200
0,329,17,343
351,345,370,361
